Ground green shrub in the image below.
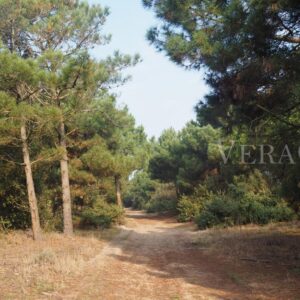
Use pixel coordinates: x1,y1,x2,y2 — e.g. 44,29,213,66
145,198,177,213
177,195,202,222
195,185,295,230
195,210,220,229
80,197,123,228
177,185,211,222
145,183,177,213
124,172,156,210
38,189,63,231
0,217,11,232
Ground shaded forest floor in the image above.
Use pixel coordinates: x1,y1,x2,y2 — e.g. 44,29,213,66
0,210,300,299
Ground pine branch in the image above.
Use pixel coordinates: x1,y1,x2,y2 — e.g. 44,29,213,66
274,35,300,44
256,104,300,129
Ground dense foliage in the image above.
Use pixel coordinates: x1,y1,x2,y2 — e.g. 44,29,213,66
0,1,147,234
132,0,300,229
0,0,299,234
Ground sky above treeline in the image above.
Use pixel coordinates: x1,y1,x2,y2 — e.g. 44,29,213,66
90,0,208,138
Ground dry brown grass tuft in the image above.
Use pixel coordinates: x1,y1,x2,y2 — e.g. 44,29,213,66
194,221,300,268
0,229,118,299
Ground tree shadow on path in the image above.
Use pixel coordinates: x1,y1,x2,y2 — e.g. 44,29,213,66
105,210,300,300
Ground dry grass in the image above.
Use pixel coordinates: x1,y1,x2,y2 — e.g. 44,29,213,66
194,221,300,269
1,221,299,299
187,222,300,298
0,228,118,299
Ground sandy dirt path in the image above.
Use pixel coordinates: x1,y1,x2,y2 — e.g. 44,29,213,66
55,210,299,300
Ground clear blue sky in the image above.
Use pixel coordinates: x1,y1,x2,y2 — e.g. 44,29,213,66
90,0,208,138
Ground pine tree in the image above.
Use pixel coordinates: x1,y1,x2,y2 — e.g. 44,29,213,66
0,0,139,235
0,51,46,240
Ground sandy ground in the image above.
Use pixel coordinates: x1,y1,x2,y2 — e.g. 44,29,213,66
53,210,300,300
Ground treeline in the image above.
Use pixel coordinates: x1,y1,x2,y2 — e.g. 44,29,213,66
0,1,148,239
125,0,300,228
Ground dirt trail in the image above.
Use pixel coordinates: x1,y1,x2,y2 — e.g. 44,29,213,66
56,210,299,300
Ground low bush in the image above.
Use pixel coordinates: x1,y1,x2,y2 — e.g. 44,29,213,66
145,198,177,213
145,183,177,213
0,217,11,232
177,185,211,222
195,185,295,230
177,195,202,222
124,172,156,210
80,197,123,228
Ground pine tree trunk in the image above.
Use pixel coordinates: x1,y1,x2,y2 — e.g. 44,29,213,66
59,121,73,236
115,175,122,207
20,122,41,241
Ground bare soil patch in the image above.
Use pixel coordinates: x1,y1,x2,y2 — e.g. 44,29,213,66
0,211,299,299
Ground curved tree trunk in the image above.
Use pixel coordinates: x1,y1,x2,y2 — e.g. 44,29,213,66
59,121,73,236
115,175,122,207
20,122,41,240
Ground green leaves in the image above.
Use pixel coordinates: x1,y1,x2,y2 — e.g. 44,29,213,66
0,0,142,228
0,50,44,96
149,123,221,194
145,0,300,211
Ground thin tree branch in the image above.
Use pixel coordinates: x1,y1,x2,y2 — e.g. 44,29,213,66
256,104,300,129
